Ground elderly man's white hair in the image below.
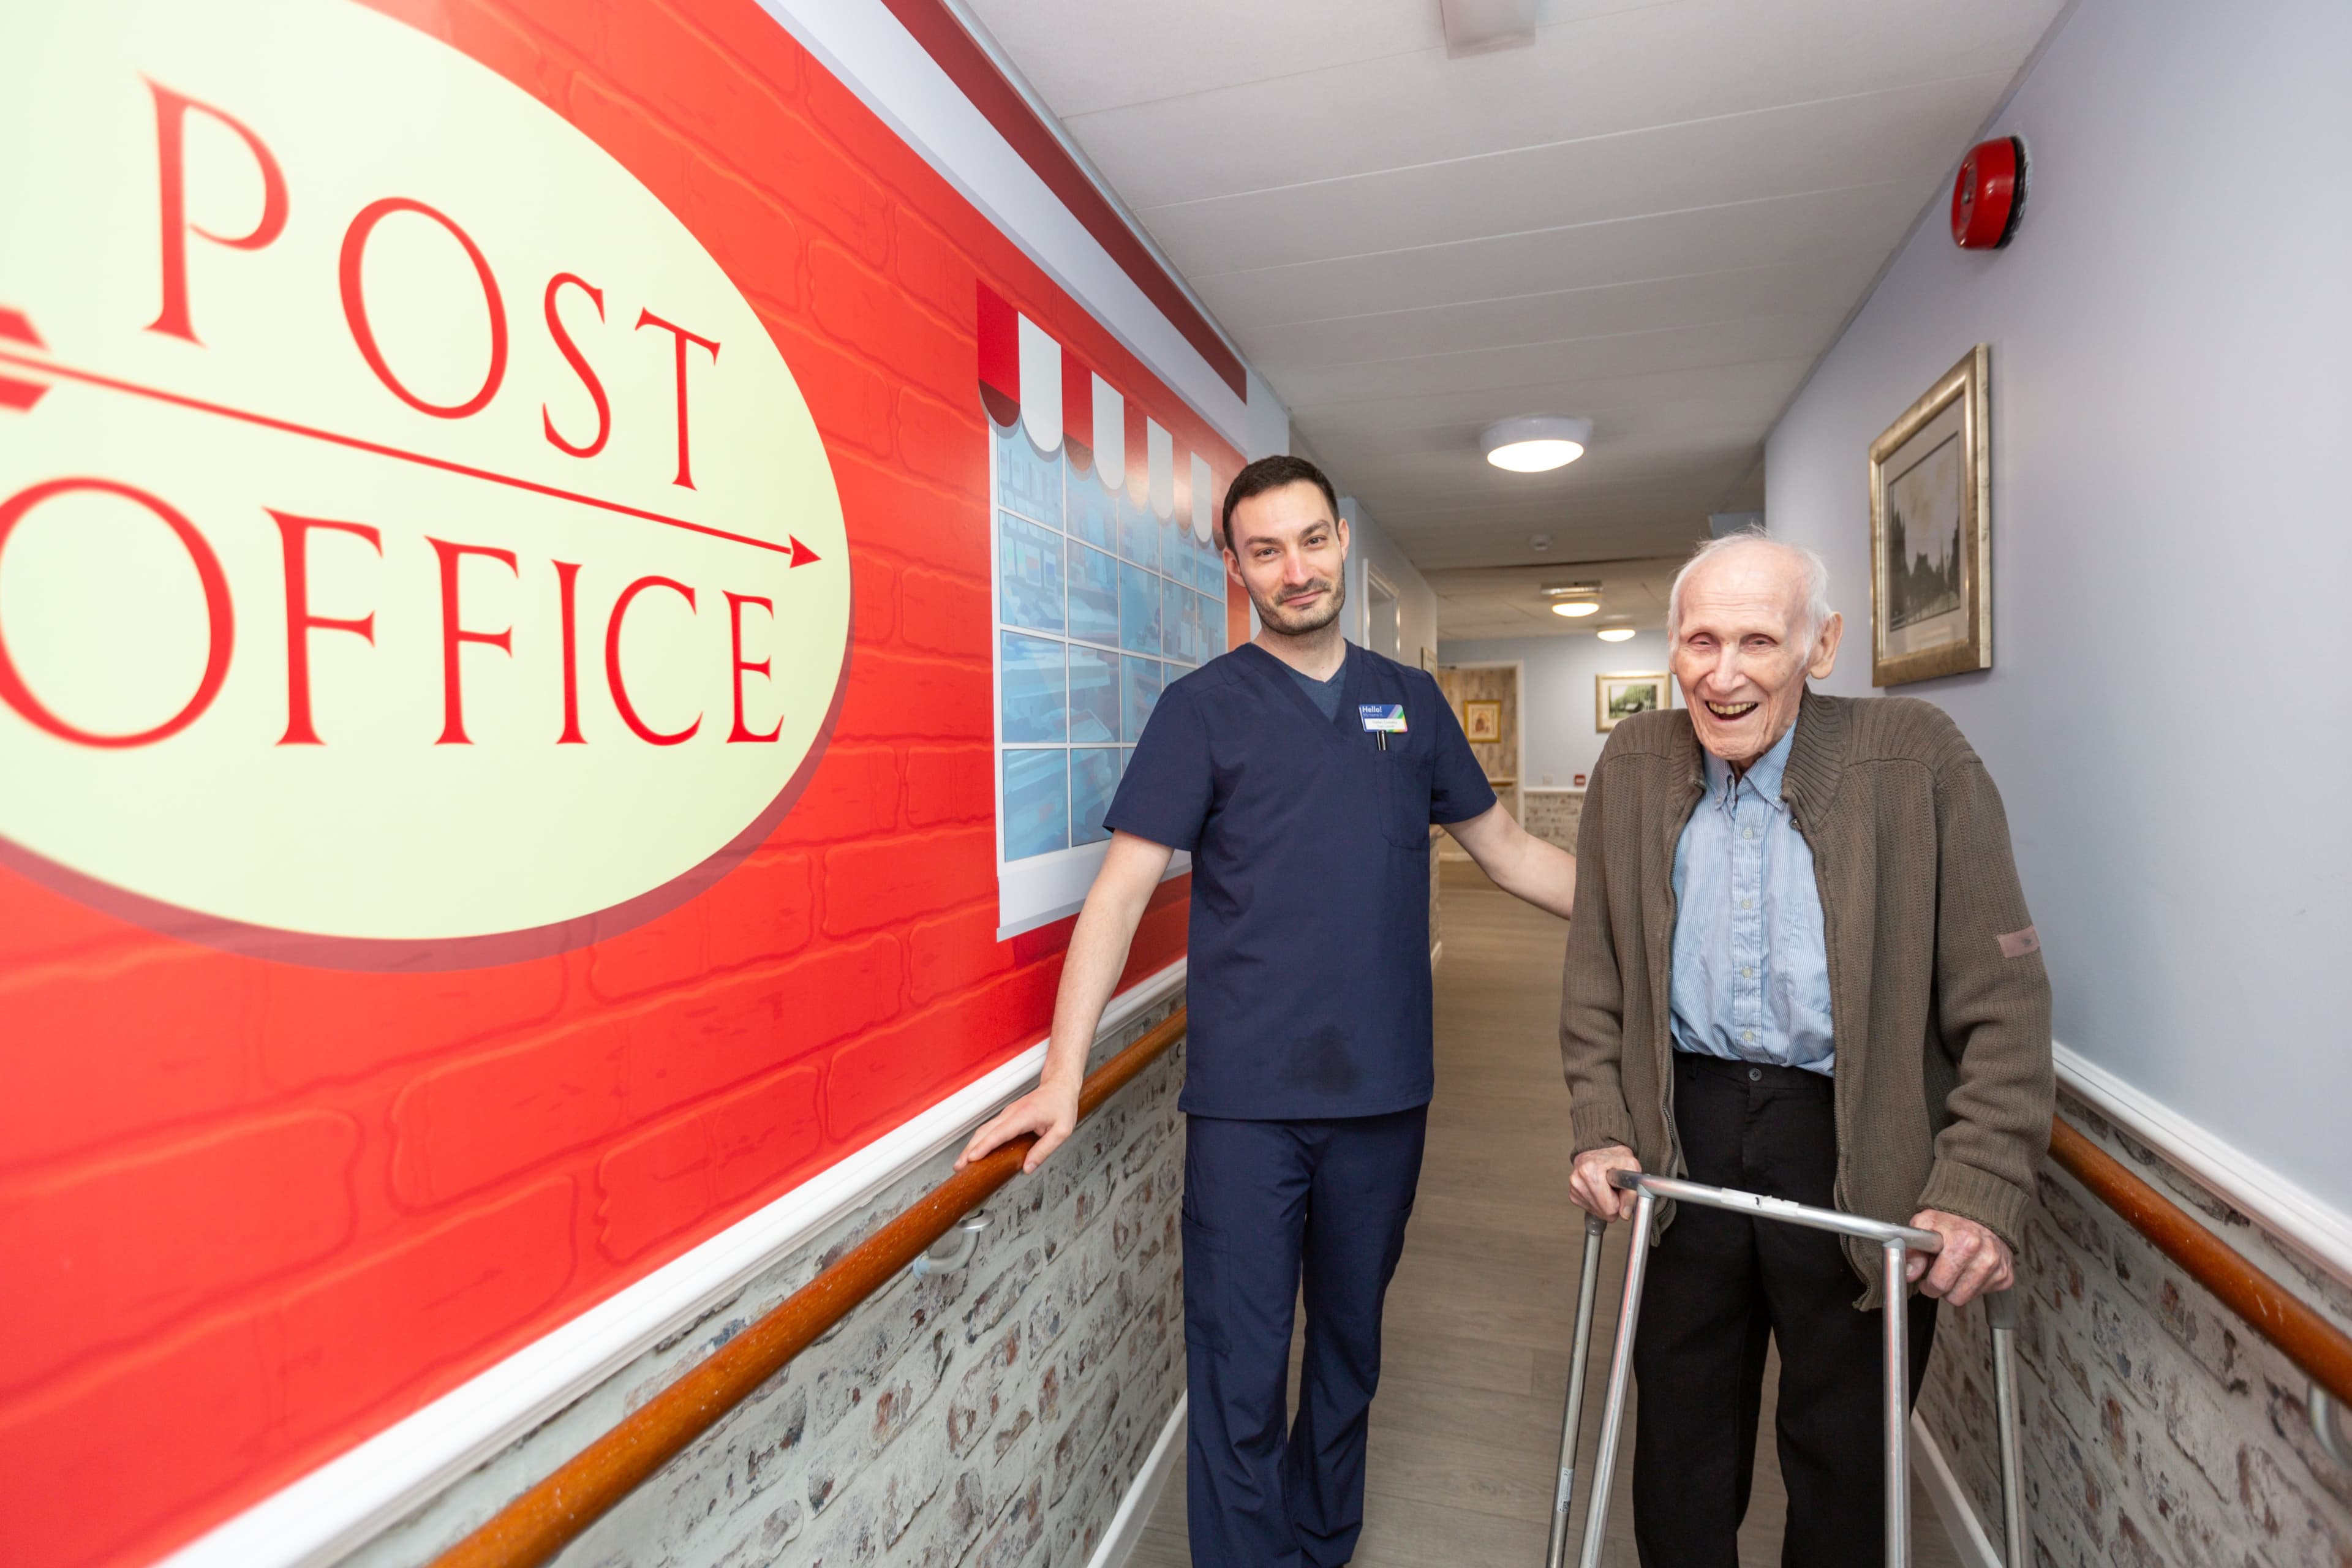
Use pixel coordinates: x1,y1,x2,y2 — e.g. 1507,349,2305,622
1666,529,1834,643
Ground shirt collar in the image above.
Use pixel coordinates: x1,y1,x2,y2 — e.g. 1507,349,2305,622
1703,717,1798,809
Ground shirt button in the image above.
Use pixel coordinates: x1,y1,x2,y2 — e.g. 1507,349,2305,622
1743,1030,1756,1043
1743,827,1754,840
1741,898,1754,910
1748,1067,1762,1082
1742,967,1754,979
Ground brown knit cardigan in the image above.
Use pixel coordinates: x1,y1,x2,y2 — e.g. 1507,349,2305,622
1559,688,2053,1304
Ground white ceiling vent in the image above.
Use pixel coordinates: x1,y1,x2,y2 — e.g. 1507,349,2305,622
1438,0,1537,58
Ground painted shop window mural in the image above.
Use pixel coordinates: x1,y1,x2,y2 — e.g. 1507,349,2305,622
977,287,1238,935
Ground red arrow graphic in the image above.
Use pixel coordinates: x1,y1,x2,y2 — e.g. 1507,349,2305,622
0,305,49,413
0,314,834,568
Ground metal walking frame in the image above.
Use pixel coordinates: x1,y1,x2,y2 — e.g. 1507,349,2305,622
1543,1170,2026,1568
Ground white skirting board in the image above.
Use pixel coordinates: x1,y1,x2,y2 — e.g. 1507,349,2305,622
160,962,1188,1568
1087,1396,1186,1568
1910,1412,2003,1568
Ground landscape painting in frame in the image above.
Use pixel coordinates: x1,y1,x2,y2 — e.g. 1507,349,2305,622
1870,345,1992,685
1596,673,1670,732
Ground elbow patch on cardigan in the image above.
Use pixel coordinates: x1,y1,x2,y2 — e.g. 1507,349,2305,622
1997,925,2041,959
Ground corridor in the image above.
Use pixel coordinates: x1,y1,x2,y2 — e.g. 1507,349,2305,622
1130,863,1961,1568
6,4,2350,1567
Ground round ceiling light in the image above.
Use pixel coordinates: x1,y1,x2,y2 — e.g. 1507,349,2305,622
1551,601,1599,618
1483,415,1593,473
1597,627,1636,643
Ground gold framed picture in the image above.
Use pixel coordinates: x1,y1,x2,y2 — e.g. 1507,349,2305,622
1869,344,1991,686
1461,698,1503,742
1596,673,1669,732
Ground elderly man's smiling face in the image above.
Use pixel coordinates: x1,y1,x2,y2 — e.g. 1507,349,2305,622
1669,541,1843,769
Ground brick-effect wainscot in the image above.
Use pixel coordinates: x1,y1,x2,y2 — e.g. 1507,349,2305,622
342,1008,1187,1568
1521,788,1583,854
1917,1091,2352,1568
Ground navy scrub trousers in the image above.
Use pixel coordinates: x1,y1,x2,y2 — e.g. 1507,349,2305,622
1182,1109,1427,1568
1101,641,1495,1568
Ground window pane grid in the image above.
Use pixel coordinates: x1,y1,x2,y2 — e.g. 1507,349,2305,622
995,421,1226,864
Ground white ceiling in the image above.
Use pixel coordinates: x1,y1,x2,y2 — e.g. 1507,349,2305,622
964,0,2065,576
1426,557,1681,643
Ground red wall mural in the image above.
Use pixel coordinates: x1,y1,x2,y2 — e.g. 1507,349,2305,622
0,3,1240,1564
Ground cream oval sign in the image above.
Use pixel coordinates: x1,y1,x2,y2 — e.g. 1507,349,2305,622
0,0,851,965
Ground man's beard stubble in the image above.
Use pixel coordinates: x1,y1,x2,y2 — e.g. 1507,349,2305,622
1249,569,1347,637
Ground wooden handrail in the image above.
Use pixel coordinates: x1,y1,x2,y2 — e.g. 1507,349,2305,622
429,1008,1188,1568
2048,1115,2352,1414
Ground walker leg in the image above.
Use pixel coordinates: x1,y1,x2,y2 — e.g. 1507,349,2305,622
1545,1215,1609,1568
1988,1287,2026,1568
1575,1191,1655,1568
1885,1239,1912,1568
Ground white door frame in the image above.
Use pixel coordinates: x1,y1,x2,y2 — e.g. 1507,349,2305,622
1363,565,1401,659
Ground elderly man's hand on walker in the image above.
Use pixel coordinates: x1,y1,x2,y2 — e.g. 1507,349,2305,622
1569,1144,1643,1221
1906,1208,2014,1306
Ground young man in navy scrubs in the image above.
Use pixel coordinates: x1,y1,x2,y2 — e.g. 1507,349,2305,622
960,455,1579,1568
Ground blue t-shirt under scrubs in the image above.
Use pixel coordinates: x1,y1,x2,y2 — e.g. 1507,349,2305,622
1104,641,1496,1120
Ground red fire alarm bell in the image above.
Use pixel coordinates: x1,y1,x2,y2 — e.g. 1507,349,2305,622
1951,135,2027,249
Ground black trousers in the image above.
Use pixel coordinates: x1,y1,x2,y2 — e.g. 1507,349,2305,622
1182,1108,1427,1568
1631,1054,1936,1568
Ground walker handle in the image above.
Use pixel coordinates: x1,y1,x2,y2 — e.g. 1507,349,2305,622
1607,1167,1943,1253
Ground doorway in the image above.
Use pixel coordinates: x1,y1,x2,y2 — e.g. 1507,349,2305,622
1365,569,1402,660
1432,660,1521,857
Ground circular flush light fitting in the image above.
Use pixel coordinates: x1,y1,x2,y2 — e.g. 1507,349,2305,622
1551,601,1599,618
1483,415,1593,473
1597,627,1636,643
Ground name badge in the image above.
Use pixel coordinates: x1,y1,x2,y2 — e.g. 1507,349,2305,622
1357,704,1407,733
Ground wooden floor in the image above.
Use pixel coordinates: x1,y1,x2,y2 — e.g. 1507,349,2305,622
1128,861,1961,1568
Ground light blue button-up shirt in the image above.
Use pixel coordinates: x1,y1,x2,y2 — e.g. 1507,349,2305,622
1668,720,1836,1074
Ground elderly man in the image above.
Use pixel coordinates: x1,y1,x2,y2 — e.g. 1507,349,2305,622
1561,531,2051,1567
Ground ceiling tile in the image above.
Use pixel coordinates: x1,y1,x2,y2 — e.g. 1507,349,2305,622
1133,76,2006,275
1192,181,1917,331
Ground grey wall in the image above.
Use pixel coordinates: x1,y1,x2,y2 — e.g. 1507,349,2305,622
1342,497,1439,670
1438,631,1674,788
1764,0,2352,1210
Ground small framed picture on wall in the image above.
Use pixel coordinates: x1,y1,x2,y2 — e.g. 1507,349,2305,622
1461,698,1503,743
1596,673,1670,732
1869,344,1992,686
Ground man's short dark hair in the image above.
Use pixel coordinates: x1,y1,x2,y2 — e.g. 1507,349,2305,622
1220,454,1339,551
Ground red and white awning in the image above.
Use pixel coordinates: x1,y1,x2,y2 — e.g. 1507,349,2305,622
978,284,1216,544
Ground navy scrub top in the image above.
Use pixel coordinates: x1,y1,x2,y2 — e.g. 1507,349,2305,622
1103,641,1496,1120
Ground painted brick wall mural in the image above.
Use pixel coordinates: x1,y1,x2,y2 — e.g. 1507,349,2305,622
0,3,1238,1564
1919,1092,2352,1568
346,1011,1186,1568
